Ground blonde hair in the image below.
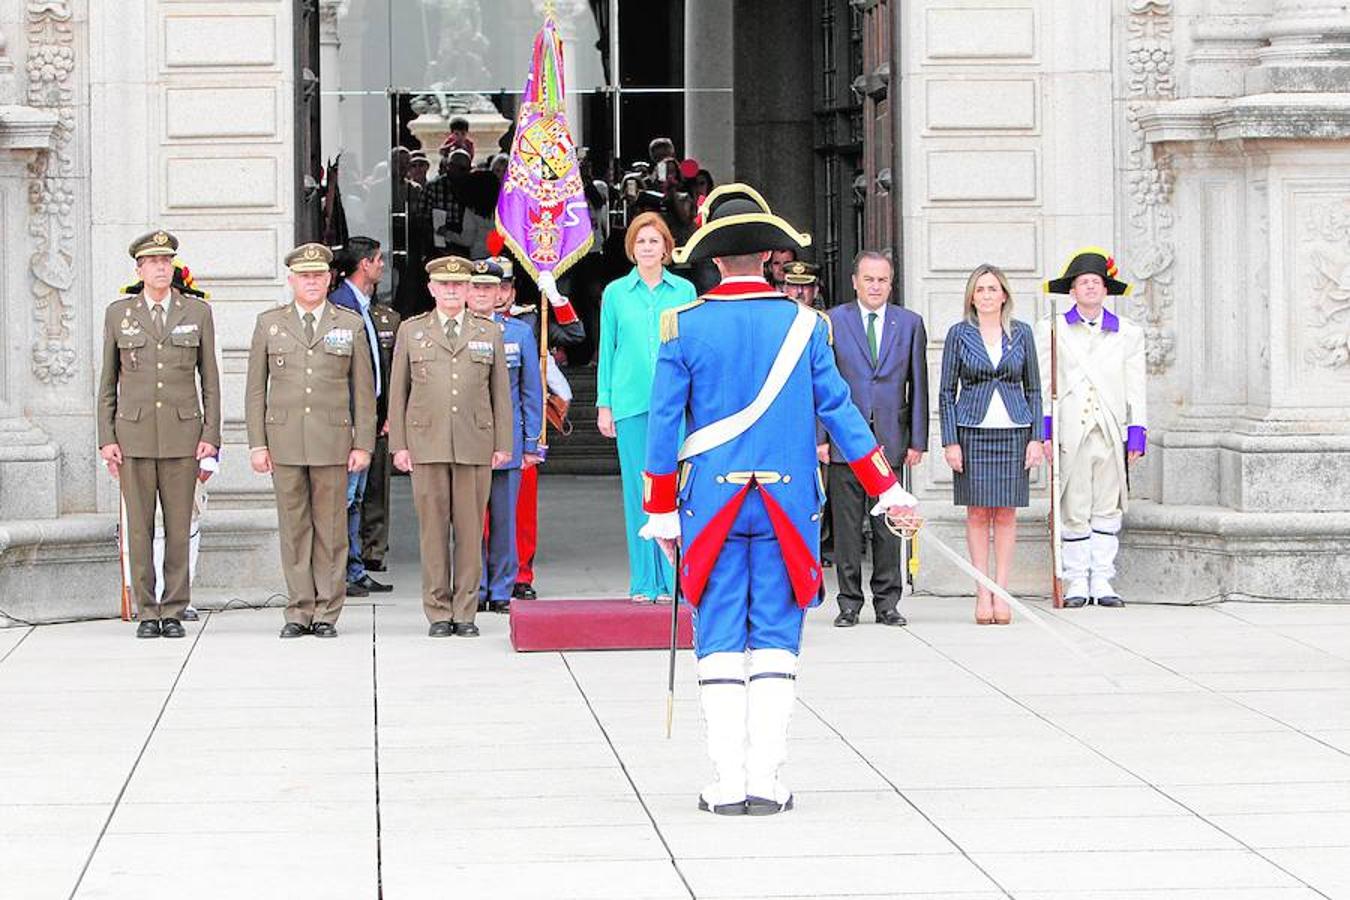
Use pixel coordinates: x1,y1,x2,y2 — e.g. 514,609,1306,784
624,212,675,265
963,264,1013,334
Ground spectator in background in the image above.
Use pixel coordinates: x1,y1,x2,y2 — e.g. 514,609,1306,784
458,170,500,260
767,247,798,291
426,147,472,256
596,212,695,604
407,150,431,187
938,264,1043,626
329,237,393,599
648,136,676,168
489,152,509,182
440,115,475,161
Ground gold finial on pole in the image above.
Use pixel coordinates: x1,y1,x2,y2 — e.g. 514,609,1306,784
543,0,556,19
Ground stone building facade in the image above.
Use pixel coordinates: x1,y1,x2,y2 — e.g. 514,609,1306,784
0,1,1346,622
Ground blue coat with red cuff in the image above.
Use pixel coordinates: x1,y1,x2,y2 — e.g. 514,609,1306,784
642,279,898,608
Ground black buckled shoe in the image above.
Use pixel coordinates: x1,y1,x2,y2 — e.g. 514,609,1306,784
352,574,392,593
428,620,453,637
453,622,480,637
312,622,337,638
279,622,309,639
697,796,747,816
512,582,537,600
488,600,511,614
1096,595,1125,608
159,618,186,638
136,619,162,639
1063,595,1089,609
876,609,908,627
833,610,859,628
745,795,794,816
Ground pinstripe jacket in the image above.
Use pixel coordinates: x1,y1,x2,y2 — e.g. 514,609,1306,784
937,319,1043,447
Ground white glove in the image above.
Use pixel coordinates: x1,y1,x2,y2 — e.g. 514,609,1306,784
537,271,569,307
870,483,917,516
199,456,220,474
639,511,681,541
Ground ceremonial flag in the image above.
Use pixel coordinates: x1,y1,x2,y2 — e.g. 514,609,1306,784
495,12,593,288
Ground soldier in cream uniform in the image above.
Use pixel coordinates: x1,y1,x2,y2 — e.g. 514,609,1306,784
1037,249,1147,608
98,229,222,639
245,243,377,638
388,256,513,637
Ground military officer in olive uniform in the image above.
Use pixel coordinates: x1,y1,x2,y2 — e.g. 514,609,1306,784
388,255,513,637
98,229,222,639
359,299,402,572
246,243,377,639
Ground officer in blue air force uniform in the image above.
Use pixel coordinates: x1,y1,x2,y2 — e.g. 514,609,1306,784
466,259,544,612
639,185,918,817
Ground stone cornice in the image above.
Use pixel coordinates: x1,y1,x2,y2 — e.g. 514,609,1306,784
1138,93,1350,144
0,104,58,151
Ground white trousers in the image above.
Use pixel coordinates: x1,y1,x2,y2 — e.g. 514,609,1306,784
1060,425,1123,537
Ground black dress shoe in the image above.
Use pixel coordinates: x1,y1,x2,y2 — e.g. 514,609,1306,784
363,558,386,572
312,622,338,638
512,582,537,600
428,620,453,637
136,619,162,639
160,618,186,638
697,796,747,816
352,574,392,593
181,607,200,622
1063,595,1089,609
821,556,834,569
833,610,859,628
346,582,370,598
488,600,511,614
1096,595,1125,608
745,795,794,816
876,609,908,627
453,622,480,637
279,622,309,639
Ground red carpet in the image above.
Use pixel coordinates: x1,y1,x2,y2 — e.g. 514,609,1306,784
510,598,694,652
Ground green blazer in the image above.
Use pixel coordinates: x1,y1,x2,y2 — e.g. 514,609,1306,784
596,267,697,421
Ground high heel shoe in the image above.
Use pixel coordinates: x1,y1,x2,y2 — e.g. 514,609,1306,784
992,596,1012,625
974,589,994,625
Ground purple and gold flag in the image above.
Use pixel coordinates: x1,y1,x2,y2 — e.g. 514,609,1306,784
495,14,593,284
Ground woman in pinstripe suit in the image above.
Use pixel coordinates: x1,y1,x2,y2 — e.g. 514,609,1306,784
938,265,1044,624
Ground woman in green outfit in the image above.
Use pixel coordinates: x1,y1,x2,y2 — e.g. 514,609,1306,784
596,212,697,603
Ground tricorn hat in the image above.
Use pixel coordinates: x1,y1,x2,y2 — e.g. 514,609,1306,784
1045,248,1130,296
672,183,811,265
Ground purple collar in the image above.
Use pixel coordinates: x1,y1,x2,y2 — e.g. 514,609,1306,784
1065,305,1119,332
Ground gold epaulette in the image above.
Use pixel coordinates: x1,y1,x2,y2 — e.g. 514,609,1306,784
811,307,833,346
659,298,705,343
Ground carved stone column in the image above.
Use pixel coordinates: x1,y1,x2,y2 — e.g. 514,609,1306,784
1249,0,1350,93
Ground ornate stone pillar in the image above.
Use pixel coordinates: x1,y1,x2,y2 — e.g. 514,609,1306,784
1125,3,1350,601
1250,0,1350,92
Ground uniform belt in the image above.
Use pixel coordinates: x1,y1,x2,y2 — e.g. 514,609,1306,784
722,470,783,485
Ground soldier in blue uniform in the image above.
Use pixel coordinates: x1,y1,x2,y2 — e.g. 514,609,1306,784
640,185,918,816
466,259,544,613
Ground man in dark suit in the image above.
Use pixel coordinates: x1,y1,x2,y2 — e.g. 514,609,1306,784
819,250,929,627
328,236,393,596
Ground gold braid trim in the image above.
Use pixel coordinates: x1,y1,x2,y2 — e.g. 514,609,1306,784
659,299,705,343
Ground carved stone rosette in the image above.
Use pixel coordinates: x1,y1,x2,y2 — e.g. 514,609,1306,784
1123,0,1178,375
25,0,77,386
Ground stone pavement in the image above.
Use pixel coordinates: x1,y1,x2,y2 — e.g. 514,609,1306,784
2,476,1350,899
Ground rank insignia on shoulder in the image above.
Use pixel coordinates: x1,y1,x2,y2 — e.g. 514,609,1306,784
413,330,425,341
269,324,279,336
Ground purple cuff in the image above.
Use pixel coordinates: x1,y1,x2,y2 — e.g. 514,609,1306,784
1043,416,1053,441
1127,425,1147,454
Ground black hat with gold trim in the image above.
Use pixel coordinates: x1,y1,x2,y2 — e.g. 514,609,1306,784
783,260,820,285
470,259,503,285
129,229,179,260
671,183,811,265
425,255,473,283
1045,247,1131,296
489,255,514,281
285,243,334,273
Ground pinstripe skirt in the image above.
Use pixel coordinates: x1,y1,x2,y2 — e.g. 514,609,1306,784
953,426,1032,508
